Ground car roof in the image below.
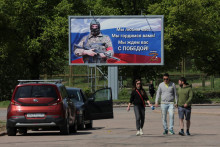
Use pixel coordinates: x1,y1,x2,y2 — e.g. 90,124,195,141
66,87,81,91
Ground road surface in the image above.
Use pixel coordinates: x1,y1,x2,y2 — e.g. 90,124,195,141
0,106,220,147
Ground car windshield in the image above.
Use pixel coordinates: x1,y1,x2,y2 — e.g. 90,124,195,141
14,85,58,100
67,89,82,102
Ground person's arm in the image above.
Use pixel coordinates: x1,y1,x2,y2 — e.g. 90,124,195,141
146,100,152,107
185,88,193,107
155,84,161,107
143,90,149,101
127,91,134,111
74,36,97,57
75,48,97,57
143,90,152,107
100,35,113,58
127,103,132,111
173,83,178,106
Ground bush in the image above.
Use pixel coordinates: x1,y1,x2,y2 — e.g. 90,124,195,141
203,92,220,99
192,91,211,104
118,88,130,102
83,87,93,98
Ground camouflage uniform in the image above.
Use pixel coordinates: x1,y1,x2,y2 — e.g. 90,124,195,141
74,33,113,63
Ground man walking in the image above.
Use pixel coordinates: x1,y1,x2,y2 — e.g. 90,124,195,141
155,73,178,135
178,77,193,136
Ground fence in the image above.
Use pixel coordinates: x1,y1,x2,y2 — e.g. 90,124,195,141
1,73,219,102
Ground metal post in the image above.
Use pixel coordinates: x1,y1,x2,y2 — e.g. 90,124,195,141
108,66,118,100
211,75,214,90
202,75,205,90
44,74,47,80
69,66,73,86
95,67,97,91
91,67,93,92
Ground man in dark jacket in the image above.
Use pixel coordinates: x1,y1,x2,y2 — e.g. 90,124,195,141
178,77,193,136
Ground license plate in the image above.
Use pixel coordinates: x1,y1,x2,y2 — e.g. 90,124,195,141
27,113,45,118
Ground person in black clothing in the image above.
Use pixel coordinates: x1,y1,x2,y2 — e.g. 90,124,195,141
149,80,155,99
127,79,152,136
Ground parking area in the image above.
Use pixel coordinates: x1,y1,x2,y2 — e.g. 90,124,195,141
0,106,220,147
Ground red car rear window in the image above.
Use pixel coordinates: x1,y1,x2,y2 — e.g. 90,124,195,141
14,85,58,100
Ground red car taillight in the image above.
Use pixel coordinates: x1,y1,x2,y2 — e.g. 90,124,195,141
10,99,21,106
50,98,63,105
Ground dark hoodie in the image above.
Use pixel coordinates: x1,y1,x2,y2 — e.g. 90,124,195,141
177,84,193,107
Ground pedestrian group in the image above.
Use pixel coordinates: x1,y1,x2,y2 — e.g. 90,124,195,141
127,73,193,136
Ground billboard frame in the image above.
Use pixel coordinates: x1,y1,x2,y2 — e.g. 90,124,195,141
68,15,164,66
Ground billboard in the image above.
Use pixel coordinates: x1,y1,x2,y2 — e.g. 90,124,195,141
69,16,164,65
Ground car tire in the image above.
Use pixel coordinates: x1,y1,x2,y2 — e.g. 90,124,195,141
60,118,70,135
18,128,27,135
85,120,93,129
7,127,17,136
78,115,85,130
70,119,77,133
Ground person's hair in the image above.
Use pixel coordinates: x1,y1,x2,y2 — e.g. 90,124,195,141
133,79,141,88
133,79,146,96
179,77,187,84
163,73,169,77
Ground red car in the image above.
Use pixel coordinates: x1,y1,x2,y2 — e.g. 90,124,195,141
7,80,77,136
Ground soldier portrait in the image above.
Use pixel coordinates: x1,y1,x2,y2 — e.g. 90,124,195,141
74,20,116,63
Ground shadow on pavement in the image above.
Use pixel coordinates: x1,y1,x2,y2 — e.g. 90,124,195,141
15,131,92,136
82,127,104,131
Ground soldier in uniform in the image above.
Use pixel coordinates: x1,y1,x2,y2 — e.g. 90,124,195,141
74,20,114,63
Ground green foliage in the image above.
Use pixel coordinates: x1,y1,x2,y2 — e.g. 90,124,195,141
192,91,211,104
83,87,93,98
118,88,130,101
0,0,219,100
148,0,220,75
0,100,10,108
0,0,89,99
0,120,6,132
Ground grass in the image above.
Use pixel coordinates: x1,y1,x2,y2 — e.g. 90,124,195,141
0,101,10,108
0,120,6,132
209,98,220,103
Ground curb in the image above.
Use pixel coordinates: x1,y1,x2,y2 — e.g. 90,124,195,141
113,102,220,107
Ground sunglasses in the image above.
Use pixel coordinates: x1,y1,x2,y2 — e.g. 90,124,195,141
136,82,141,85
163,78,169,81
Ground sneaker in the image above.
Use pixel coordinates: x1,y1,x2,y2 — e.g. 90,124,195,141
140,129,144,135
163,130,168,135
136,130,140,136
169,130,175,135
186,131,191,136
179,131,185,136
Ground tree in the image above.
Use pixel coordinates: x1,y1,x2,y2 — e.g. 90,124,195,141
148,0,220,75
0,0,89,99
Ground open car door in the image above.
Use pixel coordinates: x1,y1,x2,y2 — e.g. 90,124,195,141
86,88,113,120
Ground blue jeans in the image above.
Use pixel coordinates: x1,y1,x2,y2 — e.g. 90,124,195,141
161,103,175,131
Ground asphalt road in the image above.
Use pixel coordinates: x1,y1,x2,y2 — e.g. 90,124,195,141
0,106,220,147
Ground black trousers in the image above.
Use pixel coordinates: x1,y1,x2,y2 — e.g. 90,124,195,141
134,105,145,130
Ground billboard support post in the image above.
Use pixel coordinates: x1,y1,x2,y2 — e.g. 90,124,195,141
108,66,118,100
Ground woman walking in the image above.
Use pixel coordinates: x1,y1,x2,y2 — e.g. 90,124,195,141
127,79,152,136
